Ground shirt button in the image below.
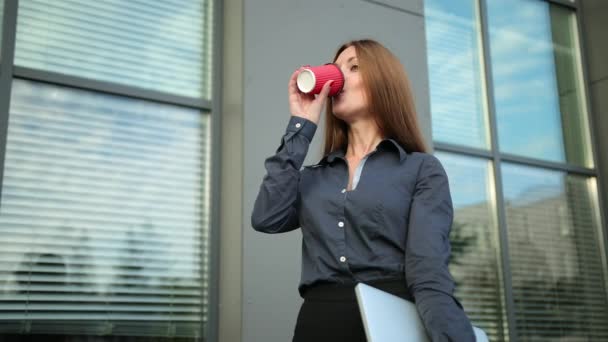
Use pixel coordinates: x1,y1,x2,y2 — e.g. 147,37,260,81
340,256,347,263
338,221,344,228
295,123,301,128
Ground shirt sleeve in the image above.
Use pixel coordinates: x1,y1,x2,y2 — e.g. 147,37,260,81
251,116,316,234
405,154,476,341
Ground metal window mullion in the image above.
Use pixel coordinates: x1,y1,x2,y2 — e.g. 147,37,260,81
478,0,518,341
435,143,596,176
13,66,212,111
204,0,222,339
543,0,578,10
499,153,595,176
434,142,494,160
0,0,19,210
576,0,608,312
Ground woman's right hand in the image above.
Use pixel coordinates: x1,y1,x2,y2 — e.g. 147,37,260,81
288,68,334,125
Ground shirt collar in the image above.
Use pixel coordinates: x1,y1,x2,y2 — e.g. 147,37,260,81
319,138,407,165
379,138,408,162
320,149,345,164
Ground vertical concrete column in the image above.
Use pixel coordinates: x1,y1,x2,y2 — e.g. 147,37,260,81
581,0,608,230
219,0,244,340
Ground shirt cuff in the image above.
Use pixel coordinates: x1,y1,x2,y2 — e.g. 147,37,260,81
286,116,317,142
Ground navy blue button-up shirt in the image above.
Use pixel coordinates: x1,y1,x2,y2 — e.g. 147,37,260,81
252,116,475,341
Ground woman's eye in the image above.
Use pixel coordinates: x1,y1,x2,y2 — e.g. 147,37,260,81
350,65,359,72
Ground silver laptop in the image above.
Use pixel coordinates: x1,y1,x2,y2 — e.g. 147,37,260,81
355,283,488,342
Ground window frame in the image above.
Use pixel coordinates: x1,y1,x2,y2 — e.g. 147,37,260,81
0,0,222,340
429,0,608,340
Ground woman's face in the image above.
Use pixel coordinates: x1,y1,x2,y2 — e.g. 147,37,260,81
332,46,368,121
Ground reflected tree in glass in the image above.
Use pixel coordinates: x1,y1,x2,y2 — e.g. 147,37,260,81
436,152,506,341
502,163,608,340
0,80,210,339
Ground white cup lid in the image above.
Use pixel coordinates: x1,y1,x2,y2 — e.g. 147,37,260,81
296,69,316,93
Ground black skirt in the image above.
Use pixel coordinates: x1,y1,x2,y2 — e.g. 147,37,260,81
292,278,411,342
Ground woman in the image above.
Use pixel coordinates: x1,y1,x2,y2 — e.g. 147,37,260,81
251,39,475,341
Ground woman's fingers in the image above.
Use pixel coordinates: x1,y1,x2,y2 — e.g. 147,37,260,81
313,80,334,107
288,68,302,95
288,71,332,124
318,80,334,99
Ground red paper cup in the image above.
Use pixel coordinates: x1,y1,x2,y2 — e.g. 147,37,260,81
296,63,344,96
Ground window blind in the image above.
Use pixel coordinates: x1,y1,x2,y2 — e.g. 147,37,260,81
425,0,490,150
15,0,213,99
502,164,608,341
0,79,210,338
437,152,508,342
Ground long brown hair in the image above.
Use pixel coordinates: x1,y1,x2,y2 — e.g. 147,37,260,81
324,39,427,155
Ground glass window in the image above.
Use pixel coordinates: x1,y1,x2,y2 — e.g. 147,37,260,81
502,163,608,340
487,0,593,167
425,0,490,149
14,0,213,99
0,79,211,339
436,152,507,341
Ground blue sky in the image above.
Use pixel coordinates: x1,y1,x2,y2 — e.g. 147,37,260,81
425,0,579,208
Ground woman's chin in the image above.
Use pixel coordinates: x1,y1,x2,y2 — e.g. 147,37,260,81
331,109,347,119
332,103,350,118
331,110,355,123
331,108,374,126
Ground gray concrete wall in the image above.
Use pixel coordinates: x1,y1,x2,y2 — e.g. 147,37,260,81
240,1,430,341
217,2,608,341
580,0,608,237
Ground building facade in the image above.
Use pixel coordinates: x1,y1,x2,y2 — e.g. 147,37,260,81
0,0,606,341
